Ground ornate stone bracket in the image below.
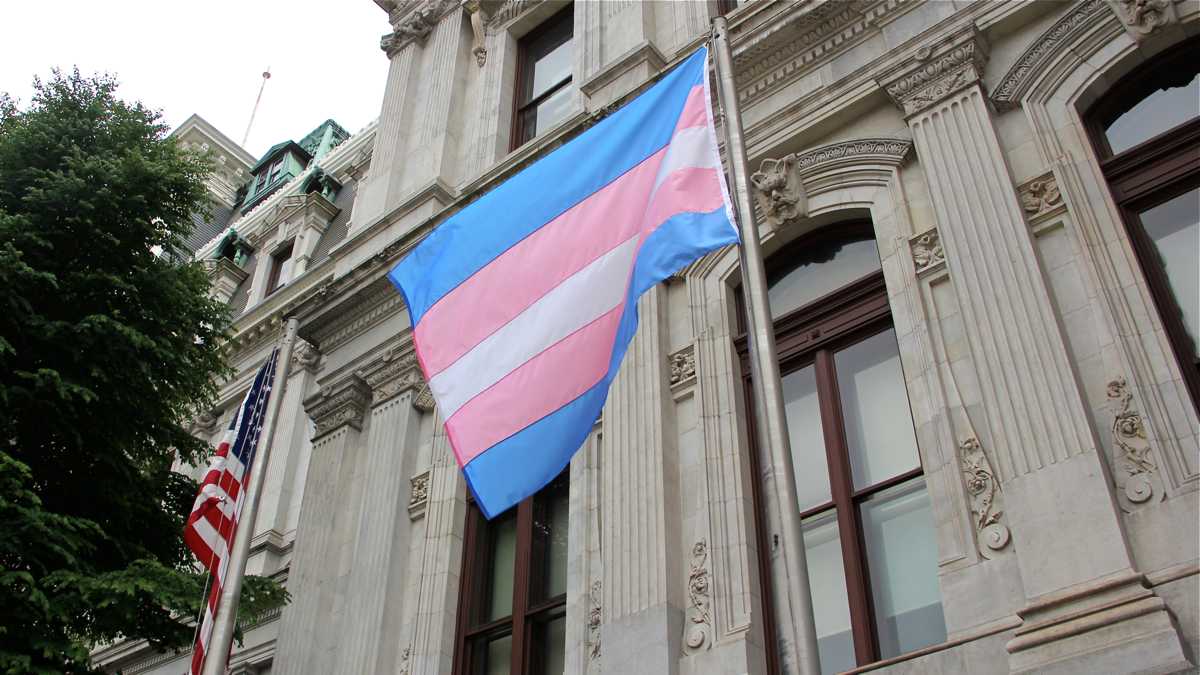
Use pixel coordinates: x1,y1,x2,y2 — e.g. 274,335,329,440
992,0,1108,110
910,227,946,277
464,0,487,66
408,470,431,519
960,438,1012,558
306,376,370,440
1105,377,1164,509
751,155,807,228
413,383,436,413
380,0,457,57
668,344,696,389
877,26,989,117
1105,0,1177,40
1018,172,1065,227
291,338,321,374
682,539,713,654
586,579,602,660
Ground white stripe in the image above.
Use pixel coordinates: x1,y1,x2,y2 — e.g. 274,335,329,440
430,236,640,417
651,126,716,195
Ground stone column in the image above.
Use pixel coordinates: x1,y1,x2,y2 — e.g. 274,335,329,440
600,287,685,674
337,349,425,674
876,27,1190,674
271,375,370,675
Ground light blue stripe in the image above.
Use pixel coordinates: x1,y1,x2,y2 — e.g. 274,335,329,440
389,48,708,326
463,207,737,518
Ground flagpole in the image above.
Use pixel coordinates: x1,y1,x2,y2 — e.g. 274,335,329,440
711,17,821,675
202,316,299,675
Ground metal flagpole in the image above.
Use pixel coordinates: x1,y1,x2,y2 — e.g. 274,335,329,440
711,17,822,675
202,316,299,675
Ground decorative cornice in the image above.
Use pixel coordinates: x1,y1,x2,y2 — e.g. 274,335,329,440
792,137,913,176
1018,172,1065,224
1105,0,1177,40
910,227,945,277
992,0,1108,110
305,376,370,440
357,345,424,405
877,26,989,117
380,0,458,57
305,277,405,354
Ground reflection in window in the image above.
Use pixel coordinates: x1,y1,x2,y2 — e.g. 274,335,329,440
513,7,574,148
768,235,881,319
1104,71,1200,155
1138,189,1200,358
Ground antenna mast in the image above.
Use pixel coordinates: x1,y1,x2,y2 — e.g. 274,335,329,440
241,68,271,148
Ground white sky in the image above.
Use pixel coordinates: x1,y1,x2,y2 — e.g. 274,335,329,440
0,1,392,159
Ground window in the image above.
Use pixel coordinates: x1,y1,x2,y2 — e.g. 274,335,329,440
267,158,284,185
455,473,568,675
739,224,947,675
1087,38,1200,410
512,6,574,149
265,241,294,296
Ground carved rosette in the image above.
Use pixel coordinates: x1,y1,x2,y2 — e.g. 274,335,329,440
1106,0,1177,38
682,539,713,654
910,228,946,276
751,155,807,228
1018,173,1064,223
408,470,431,519
1105,377,1164,509
960,438,1012,557
668,345,696,387
878,28,989,117
306,377,370,440
586,579,602,660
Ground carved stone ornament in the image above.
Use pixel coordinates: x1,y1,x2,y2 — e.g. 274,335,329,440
992,0,1107,110
751,155,807,228
586,579,602,660
669,345,696,387
878,28,989,117
1105,377,1164,508
960,438,1011,557
408,470,431,519
413,383,436,413
380,0,456,56
358,346,423,405
910,228,946,276
1018,173,1064,221
290,338,321,373
306,377,370,440
397,645,411,675
682,539,713,654
1106,0,1177,38
464,0,487,67
194,409,219,434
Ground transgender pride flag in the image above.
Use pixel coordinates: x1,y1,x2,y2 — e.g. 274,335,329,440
389,48,737,517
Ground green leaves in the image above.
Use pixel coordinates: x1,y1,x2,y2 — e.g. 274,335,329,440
0,69,285,672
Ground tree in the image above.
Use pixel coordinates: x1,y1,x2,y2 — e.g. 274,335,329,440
0,70,286,673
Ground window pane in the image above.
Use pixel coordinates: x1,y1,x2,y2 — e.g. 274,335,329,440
533,85,573,137
1139,188,1200,357
835,328,921,490
801,510,855,675
860,478,947,659
530,38,572,103
768,236,881,318
533,615,566,675
783,364,832,511
475,634,512,675
534,477,569,601
486,514,517,622
1105,71,1200,155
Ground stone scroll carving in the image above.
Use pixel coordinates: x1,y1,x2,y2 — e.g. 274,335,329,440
682,539,713,654
960,438,1012,557
1106,377,1164,509
751,155,807,228
1106,0,1177,39
586,580,602,660
910,228,946,276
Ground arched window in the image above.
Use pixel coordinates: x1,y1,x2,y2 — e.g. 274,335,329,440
1087,38,1200,410
740,223,947,674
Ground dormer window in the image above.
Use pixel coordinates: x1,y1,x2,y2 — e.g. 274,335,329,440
267,158,284,184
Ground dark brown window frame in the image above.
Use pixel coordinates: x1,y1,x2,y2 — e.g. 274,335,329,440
265,240,294,296
510,5,574,151
453,474,568,675
1085,37,1200,412
736,222,932,672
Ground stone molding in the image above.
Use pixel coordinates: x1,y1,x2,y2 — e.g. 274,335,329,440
1105,376,1165,509
991,0,1108,110
357,345,424,406
408,470,430,519
305,277,405,354
1018,172,1066,225
204,257,248,304
682,539,713,654
959,437,1012,557
910,227,946,277
305,376,370,440
668,344,696,388
1105,0,1178,39
486,0,546,29
380,0,459,57
877,26,989,117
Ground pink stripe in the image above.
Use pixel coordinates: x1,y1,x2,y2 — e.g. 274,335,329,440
445,305,625,467
416,85,712,377
642,167,725,234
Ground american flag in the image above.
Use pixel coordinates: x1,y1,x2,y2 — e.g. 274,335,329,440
182,349,279,675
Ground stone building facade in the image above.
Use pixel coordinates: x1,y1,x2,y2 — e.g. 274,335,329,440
95,0,1200,673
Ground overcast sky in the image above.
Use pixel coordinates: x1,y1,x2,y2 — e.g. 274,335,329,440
1,1,392,159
